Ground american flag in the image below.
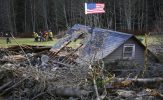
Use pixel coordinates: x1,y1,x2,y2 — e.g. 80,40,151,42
85,3,105,14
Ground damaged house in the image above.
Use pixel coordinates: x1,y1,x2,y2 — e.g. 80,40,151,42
50,24,158,65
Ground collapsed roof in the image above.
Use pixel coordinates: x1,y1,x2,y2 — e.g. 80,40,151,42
50,24,135,63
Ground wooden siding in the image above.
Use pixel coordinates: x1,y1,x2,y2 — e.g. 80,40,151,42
104,37,145,65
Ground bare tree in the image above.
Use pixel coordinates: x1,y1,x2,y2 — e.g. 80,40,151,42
0,0,163,34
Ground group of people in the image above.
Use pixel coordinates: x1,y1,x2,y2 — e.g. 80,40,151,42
33,30,53,42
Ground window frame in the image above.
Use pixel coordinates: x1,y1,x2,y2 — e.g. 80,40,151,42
123,44,135,59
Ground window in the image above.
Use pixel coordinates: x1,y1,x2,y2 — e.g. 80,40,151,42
123,44,135,59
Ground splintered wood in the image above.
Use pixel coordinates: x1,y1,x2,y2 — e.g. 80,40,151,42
48,32,84,66
2,55,26,62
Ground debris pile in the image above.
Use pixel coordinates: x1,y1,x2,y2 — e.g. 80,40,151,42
0,63,90,100
0,45,91,99
0,44,163,100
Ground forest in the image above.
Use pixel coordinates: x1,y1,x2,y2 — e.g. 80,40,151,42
0,0,163,35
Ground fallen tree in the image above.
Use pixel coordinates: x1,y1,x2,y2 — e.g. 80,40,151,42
113,77,163,84
106,77,163,90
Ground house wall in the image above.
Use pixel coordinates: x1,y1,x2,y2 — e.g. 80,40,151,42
104,37,145,65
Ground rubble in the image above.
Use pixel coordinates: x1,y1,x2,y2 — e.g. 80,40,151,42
1,29,163,100
0,61,90,99
0,45,92,99
0,44,163,100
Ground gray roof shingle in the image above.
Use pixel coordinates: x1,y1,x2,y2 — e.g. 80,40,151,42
51,24,133,62
73,24,133,61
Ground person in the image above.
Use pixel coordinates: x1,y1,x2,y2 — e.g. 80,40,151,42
44,31,48,41
39,31,44,42
0,32,3,37
33,32,39,42
48,30,53,41
6,33,11,44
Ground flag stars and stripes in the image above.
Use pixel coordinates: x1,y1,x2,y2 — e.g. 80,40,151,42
85,3,105,14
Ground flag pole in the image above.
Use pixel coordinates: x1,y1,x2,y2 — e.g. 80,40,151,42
85,3,87,15
84,3,87,27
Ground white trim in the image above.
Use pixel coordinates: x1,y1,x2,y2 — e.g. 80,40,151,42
123,44,135,59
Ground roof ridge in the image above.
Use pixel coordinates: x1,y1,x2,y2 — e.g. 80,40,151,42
107,30,133,36
73,24,133,36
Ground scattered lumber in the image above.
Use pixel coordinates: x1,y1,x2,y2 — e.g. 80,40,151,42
2,55,26,62
114,77,163,83
6,45,51,53
106,77,163,89
0,81,12,92
114,89,163,99
0,78,27,96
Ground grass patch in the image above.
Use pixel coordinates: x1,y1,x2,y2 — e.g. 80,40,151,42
67,39,81,48
1,35,161,48
136,35,162,46
0,37,81,48
0,38,58,48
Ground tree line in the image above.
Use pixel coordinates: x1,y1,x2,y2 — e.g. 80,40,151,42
0,0,162,35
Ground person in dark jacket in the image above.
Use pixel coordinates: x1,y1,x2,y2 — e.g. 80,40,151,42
6,33,11,44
